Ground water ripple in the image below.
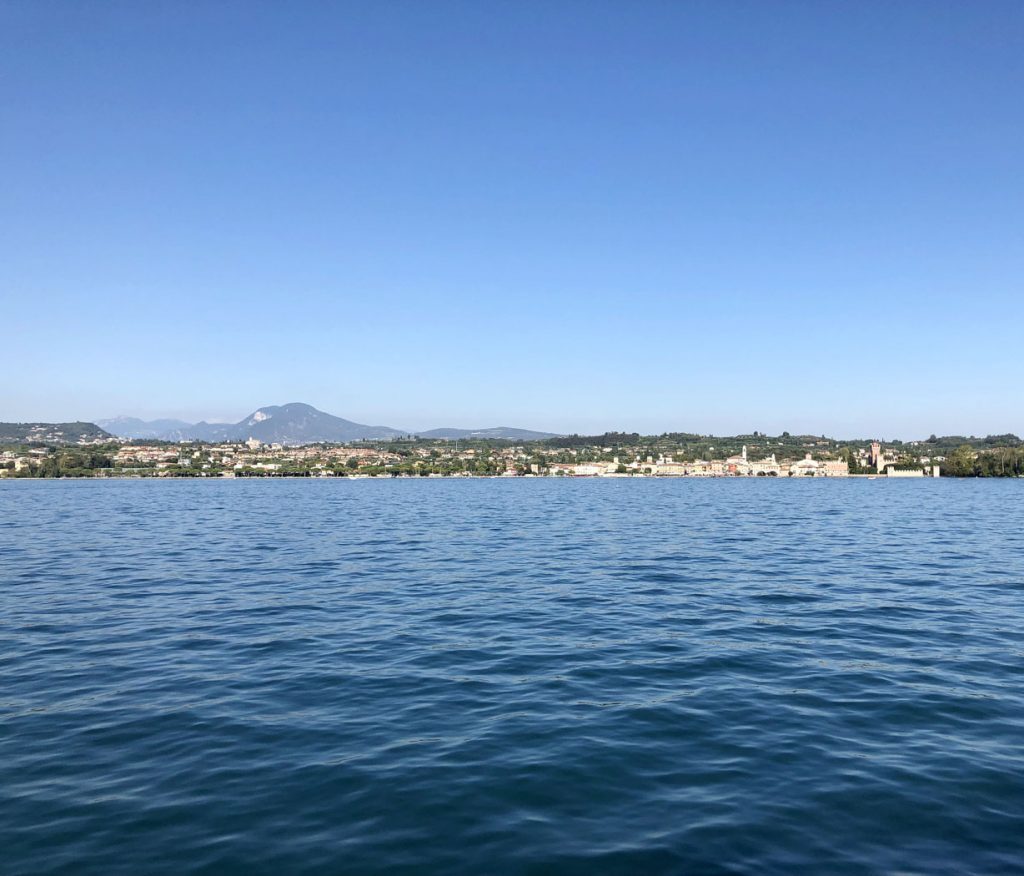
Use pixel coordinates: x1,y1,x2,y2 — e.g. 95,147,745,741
1,478,1023,875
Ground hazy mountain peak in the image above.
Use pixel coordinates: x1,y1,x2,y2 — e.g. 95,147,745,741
95,416,194,440
96,403,560,445
418,426,559,440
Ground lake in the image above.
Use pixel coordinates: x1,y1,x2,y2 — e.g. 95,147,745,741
2,478,1022,874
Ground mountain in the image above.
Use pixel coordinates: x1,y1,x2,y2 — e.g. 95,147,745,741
170,403,405,445
95,403,559,445
418,426,559,441
227,403,405,444
155,422,236,442
96,416,194,440
0,421,112,444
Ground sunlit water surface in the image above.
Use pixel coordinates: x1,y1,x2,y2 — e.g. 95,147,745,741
2,478,1023,874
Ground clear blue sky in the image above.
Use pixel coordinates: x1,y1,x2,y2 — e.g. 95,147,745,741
2,1,1021,438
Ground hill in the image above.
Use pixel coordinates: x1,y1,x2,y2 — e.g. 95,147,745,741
0,421,112,444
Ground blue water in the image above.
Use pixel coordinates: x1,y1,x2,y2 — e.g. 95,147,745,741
2,479,1023,875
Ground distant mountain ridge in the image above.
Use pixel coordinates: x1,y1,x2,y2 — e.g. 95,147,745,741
161,403,406,445
96,404,561,444
418,426,558,440
96,416,193,440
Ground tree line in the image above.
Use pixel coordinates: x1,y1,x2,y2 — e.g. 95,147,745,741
941,446,1024,478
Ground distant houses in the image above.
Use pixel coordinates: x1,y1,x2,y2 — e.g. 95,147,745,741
2,435,943,479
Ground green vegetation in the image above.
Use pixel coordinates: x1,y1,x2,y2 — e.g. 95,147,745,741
2,431,1021,478
0,421,112,443
941,445,1024,478
3,449,114,478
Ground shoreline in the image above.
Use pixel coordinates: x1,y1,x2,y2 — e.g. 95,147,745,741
1,473,972,482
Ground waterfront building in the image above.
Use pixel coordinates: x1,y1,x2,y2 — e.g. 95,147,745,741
749,454,782,476
886,467,924,478
790,453,820,477
724,445,751,475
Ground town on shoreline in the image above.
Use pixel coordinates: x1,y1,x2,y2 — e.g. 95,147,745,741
10,430,1024,479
